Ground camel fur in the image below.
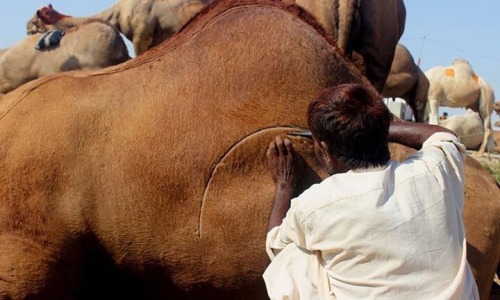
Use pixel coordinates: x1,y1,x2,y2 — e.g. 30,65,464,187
27,0,212,56
440,109,496,151
288,0,406,93
425,59,495,156
0,21,130,94
1,0,499,299
382,43,429,122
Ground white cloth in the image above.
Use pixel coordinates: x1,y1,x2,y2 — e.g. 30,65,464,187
264,132,479,300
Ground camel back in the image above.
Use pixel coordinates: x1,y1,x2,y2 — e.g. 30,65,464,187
0,0,498,298
0,1,364,298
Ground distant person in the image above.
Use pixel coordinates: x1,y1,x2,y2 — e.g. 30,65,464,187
263,83,478,299
440,112,449,120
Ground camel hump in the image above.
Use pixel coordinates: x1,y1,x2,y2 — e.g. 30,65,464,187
452,58,476,75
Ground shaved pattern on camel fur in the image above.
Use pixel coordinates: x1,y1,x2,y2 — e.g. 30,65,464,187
0,0,498,299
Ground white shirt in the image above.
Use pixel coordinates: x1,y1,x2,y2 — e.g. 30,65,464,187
265,132,479,300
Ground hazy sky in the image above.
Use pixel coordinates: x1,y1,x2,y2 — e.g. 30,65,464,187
0,0,498,126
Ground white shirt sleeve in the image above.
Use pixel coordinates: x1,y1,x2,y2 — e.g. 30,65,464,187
421,132,466,180
419,132,467,211
266,198,309,260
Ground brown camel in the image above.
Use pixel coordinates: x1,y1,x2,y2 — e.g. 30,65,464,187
382,43,429,122
1,0,498,299
289,0,407,93
27,0,212,56
0,20,130,94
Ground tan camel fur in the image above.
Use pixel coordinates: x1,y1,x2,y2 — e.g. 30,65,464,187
440,108,496,151
425,59,495,156
383,43,429,122
27,0,211,56
0,21,130,94
1,0,498,299
288,0,406,93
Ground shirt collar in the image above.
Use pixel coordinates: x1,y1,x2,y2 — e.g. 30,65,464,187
348,164,388,173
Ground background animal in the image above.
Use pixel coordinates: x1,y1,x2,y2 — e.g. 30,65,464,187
290,0,406,93
27,0,212,56
495,101,500,128
440,108,496,151
0,0,498,299
0,21,129,94
382,43,429,122
425,59,495,156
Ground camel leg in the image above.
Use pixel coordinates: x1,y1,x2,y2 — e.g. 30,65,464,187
426,99,440,125
474,79,494,157
475,120,492,157
133,35,153,56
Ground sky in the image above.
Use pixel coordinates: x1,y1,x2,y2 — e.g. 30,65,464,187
0,0,498,127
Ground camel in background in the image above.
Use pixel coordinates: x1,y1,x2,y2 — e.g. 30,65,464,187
0,21,129,94
289,0,406,93
27,0,212,56
495,101,500,128
440,109,496,151
382,44,429,122
1,0,498,299
425,59,495,156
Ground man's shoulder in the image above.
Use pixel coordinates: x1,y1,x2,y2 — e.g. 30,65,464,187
293,172,383,215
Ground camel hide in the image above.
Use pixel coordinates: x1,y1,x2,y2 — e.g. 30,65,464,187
0,0,498,299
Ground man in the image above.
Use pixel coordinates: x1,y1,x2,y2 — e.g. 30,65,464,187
263,83,479,299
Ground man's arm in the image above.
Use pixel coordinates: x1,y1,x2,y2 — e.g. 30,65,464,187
388,121,456,150
266,136,304,232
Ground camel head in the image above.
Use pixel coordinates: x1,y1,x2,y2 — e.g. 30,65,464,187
27,4,70,35
37,4,68,24
26,12,47,35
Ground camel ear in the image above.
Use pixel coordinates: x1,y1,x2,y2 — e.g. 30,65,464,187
48,4,53,8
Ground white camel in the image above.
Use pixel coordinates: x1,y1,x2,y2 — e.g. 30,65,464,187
425,59,494,156
1,21,130,94
27,0,212,56
440,109,495,151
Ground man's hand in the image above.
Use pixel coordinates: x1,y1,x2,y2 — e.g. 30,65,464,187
267,136,303,188
266,136,304,231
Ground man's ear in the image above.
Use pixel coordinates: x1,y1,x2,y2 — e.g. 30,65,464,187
319,141,333,163
318,140,349,174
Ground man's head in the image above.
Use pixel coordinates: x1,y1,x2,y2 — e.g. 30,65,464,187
307,83,391,173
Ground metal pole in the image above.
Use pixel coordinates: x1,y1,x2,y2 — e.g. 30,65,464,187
417,36,426,66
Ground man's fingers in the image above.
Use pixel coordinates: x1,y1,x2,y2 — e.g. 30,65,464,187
267,141,277,162
274,136,289,156
284,138,294,156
